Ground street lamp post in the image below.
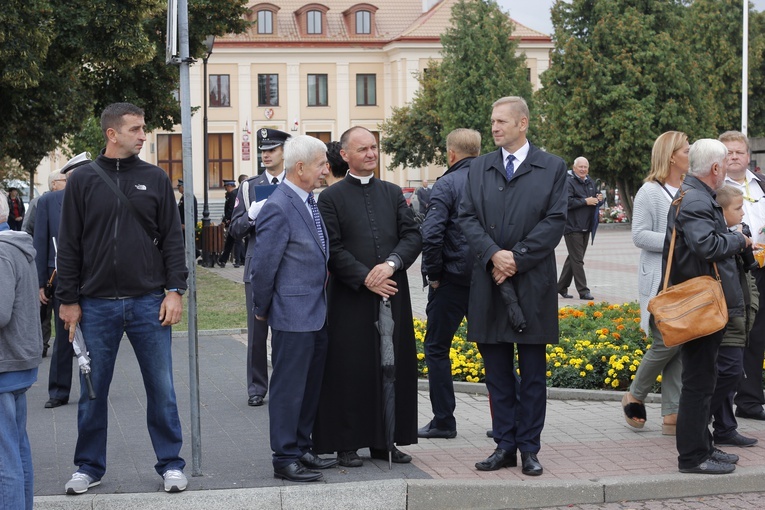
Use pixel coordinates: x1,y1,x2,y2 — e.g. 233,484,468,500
201,35,215,267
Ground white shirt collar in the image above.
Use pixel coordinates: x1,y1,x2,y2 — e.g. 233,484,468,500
266,170,285,184
501,141,530,170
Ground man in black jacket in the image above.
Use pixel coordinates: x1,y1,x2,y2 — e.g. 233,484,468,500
666,139,749,475
418,128,480,439
57,102,189,495
217,180,239,267
557,157,602,300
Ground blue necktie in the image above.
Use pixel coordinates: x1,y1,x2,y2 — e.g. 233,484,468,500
307,194,326,253
505,154,516,181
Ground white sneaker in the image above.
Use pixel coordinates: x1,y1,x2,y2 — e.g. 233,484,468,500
163,469,188,492
65,471,100,494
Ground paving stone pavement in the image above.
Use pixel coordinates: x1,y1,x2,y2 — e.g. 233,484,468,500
30,226,765,508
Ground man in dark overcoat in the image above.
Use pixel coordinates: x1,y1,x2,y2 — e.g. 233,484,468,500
229,128,290,407
314,126,422,467
458,96,568,476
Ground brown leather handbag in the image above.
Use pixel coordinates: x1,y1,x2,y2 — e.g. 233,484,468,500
647,193,729,347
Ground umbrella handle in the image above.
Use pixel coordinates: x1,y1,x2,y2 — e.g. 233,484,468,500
84,373,96,400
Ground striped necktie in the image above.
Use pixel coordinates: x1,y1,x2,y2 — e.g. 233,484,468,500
307,194,326,252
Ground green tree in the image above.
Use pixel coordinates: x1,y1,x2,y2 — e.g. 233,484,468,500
536,0,718,216
379,0,532,167
439,0,533,155
684,0,765,136
0,0,249,182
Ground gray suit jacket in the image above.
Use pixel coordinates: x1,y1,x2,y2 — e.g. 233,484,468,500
249,183,328,332
229,172,279,283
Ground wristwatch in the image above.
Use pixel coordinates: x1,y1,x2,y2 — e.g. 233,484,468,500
168,288,186,296
386,260,396,271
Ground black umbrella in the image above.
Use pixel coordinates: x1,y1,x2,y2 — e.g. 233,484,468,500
375,297,396,470
499,279,526,333
72,325,96,400
591,203,601,245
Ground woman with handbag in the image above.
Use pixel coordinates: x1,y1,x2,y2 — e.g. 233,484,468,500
620,131,688,434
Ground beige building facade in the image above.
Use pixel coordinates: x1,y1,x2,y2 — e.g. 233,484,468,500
37,0,552,208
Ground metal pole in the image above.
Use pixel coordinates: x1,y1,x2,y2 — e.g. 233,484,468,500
201,51,211,266
742,0,749,136
177,0,203,476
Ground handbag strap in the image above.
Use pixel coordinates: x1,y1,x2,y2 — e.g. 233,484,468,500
661,191,721,292
89,162,160,247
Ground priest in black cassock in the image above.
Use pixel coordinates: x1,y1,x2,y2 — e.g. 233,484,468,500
314,126,421,467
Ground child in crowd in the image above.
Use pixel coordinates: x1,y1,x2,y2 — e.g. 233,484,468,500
710,185,759,448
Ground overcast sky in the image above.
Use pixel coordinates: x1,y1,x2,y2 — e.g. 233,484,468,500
497,0,765,36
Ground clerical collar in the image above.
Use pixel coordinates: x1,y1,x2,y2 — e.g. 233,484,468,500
347,172,374,185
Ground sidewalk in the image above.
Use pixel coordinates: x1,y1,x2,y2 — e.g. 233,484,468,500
31,227,765,509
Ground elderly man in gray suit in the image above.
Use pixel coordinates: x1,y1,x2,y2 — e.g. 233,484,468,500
250,135,336,482
229,128,291,407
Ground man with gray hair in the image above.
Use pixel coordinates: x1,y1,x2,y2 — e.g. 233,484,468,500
663,138,750,474
557,156,603,300
249,135,336,481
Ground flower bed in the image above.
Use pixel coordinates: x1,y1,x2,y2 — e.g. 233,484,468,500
415,301,659,391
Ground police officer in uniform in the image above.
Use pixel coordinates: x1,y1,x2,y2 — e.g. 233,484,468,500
229,128,290,406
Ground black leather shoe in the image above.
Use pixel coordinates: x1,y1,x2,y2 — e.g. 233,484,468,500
248,395,264,407
521,452,543,476
418,422,457,439
300,451,338,469
486,429,493,438
679,459,735,474
233,263,241,268
44,398,68,409
370,447,412,463
216,258,226,268
735,407,765,420
579,293,595,300
475,448,517,471
337,450,363,467
273,462,322,482
710,448,739,464
715,432,758,447
558,291,573,299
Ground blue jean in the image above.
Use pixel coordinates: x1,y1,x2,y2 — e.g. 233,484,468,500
75,292,185,480
0,387,33,510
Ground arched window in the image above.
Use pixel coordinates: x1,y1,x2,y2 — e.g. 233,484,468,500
355,10,371,34
257,10,273,34
307,10,322,34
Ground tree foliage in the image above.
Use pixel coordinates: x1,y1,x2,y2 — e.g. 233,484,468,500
379,0,532,169
0,0,249,179
535,0,721,215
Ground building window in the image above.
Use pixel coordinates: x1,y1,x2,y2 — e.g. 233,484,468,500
258,74,279,106
356,74,376,106
306,131,331,144
307,74,328,106
157,134,183,185
526,68,532,82
210,75,230,107
356,10,371,34
307,10,322,34
208,133,234,188
257,10,273,34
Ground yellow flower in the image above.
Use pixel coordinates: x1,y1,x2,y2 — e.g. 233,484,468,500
605,377,611,384
580,371,587,377
546,371,552,377
417,352,425,360
611,379,620,388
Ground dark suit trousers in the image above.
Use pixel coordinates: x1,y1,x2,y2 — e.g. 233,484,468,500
269,326,328,469
244,282,269,398
558,231,590,295
219,233,236,263
711,346,744,441
677,330,722,469
424,281,470,430
40,298,52,347
477,342,546,454
47,276,74,401
734,268,765,413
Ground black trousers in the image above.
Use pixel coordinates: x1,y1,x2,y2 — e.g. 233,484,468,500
734,268,765,414
711,345,744,441
423,281,470,430
478,342,546,454
47,276,74,401
219,232,236,263
558,231,590,296
244,282,269,398
676,330,723,469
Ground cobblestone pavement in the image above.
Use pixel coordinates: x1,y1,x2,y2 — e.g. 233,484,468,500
539,491,765,509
